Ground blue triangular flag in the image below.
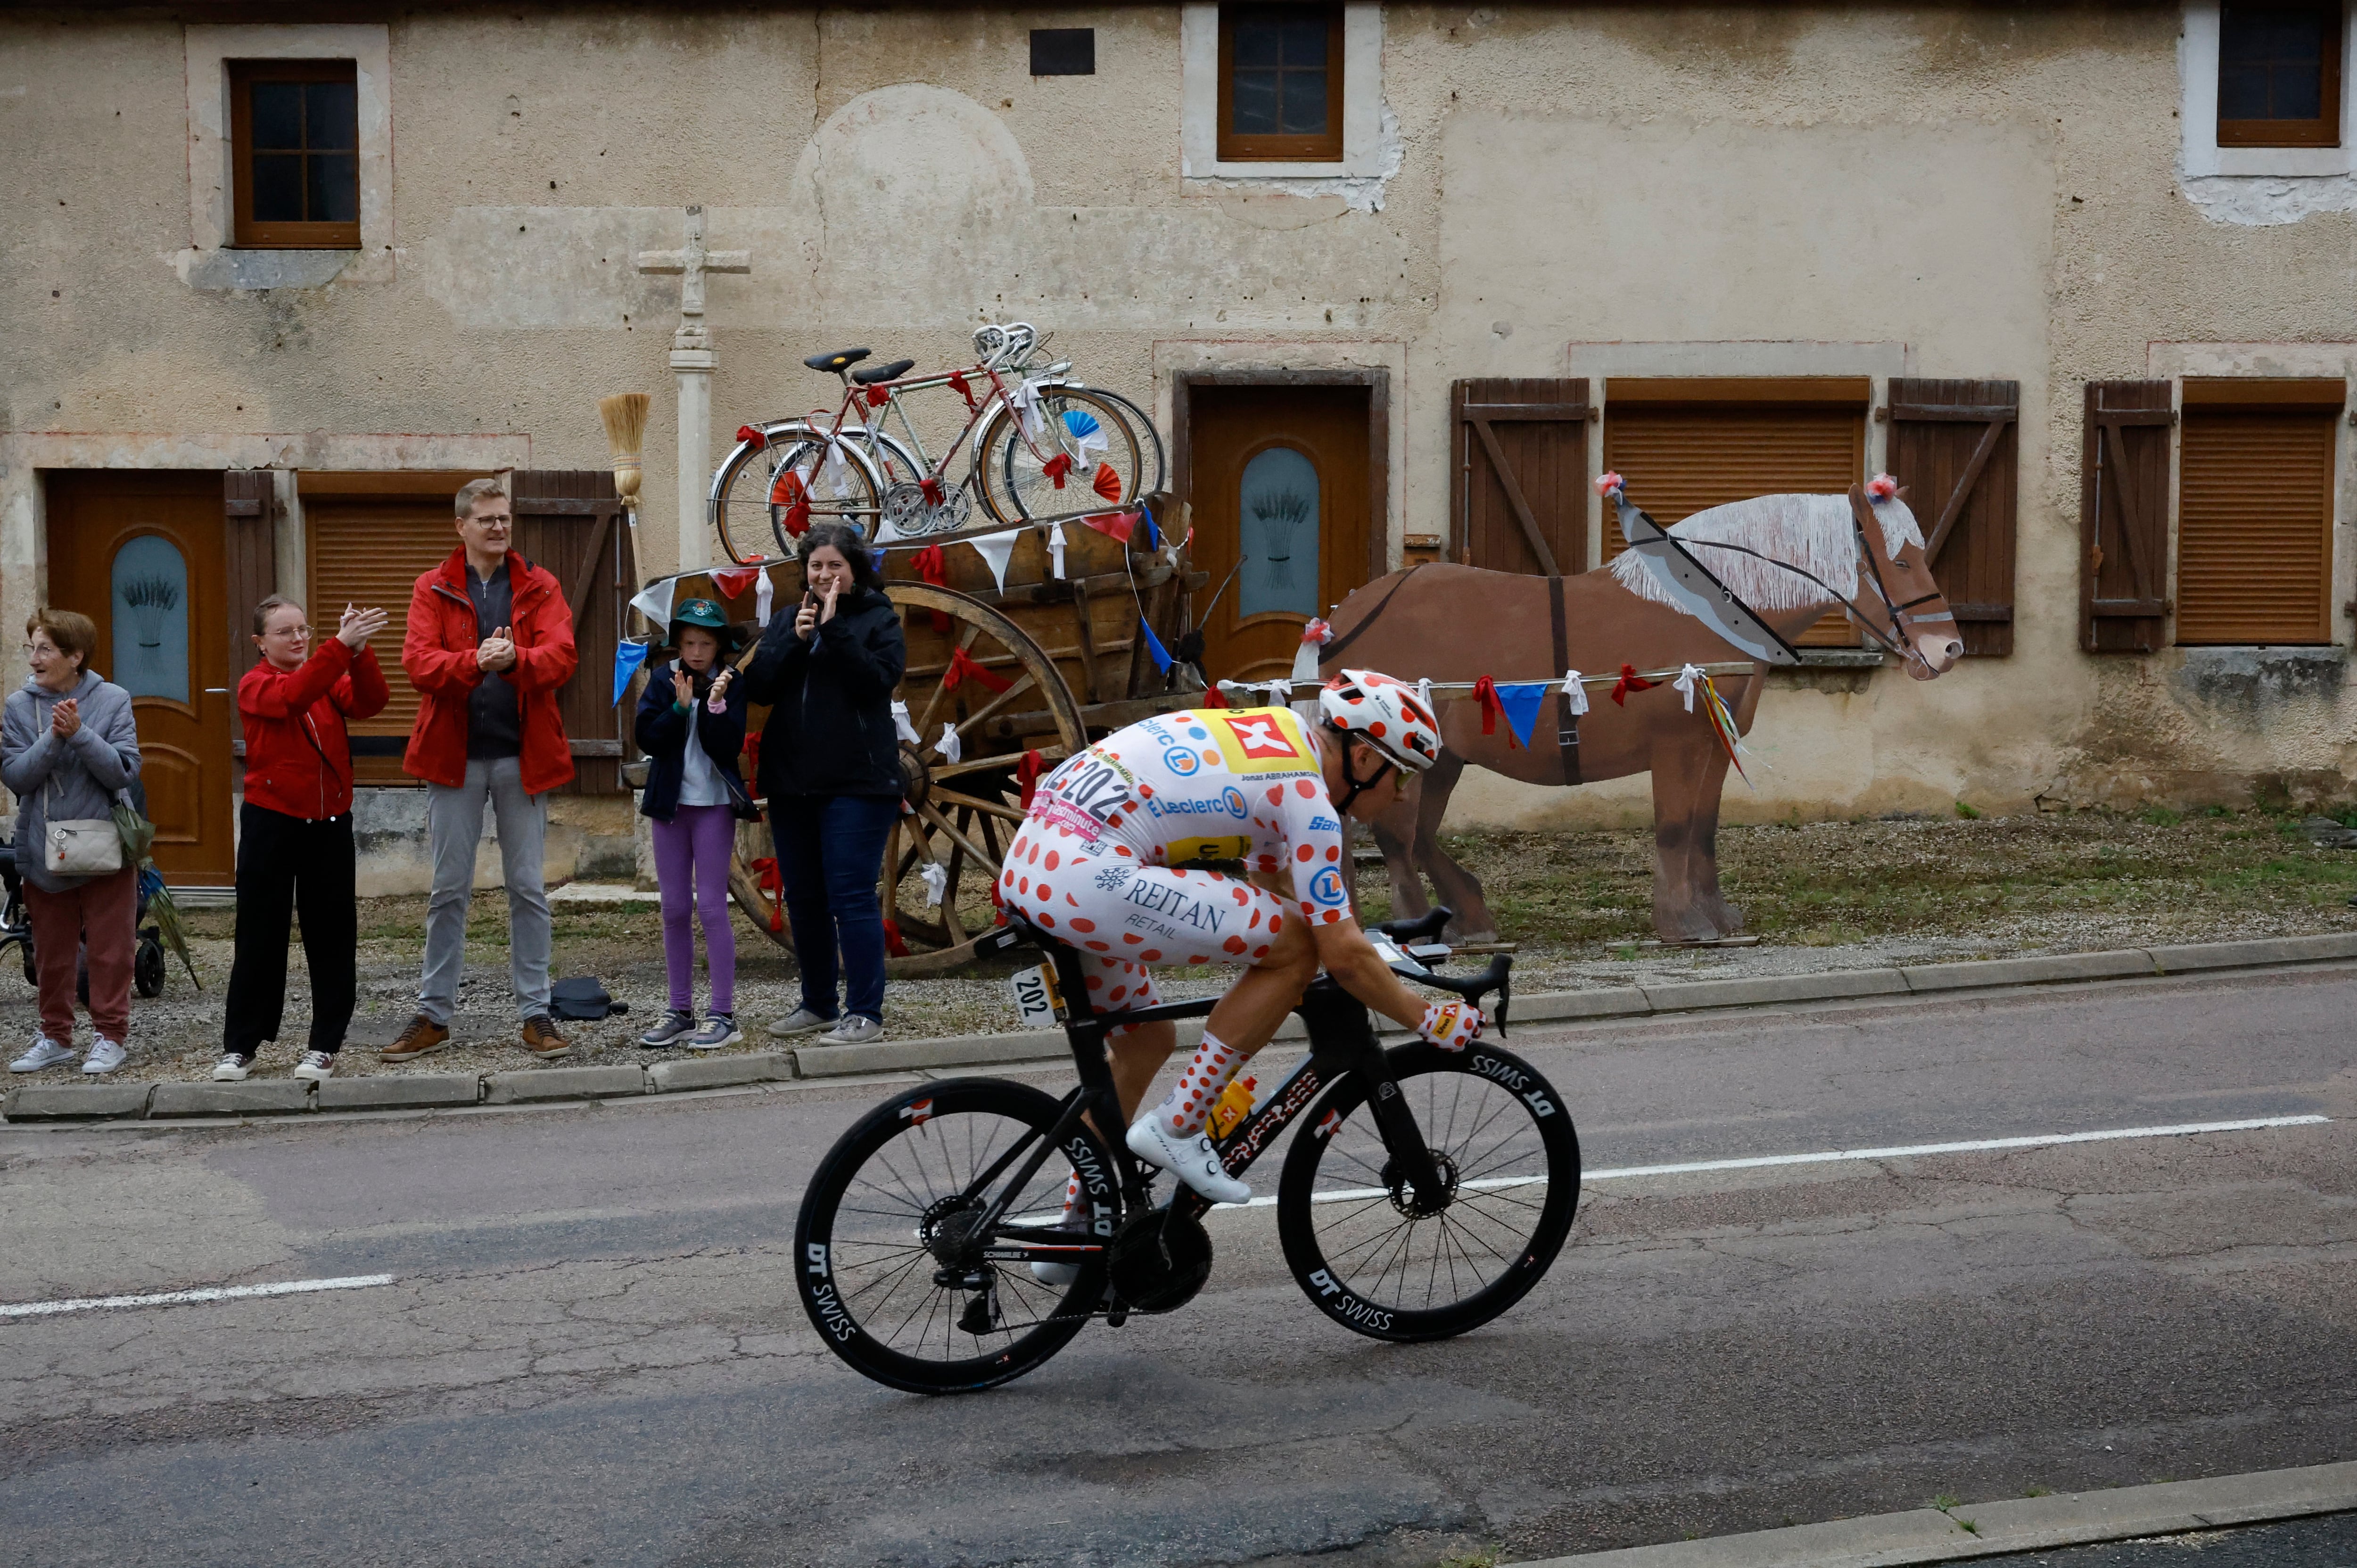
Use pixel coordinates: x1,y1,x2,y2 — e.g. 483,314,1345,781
612,639,650,706
1140,617,1174,674
1494,681,1549,748
870,546,889,573
1137,505,1158,549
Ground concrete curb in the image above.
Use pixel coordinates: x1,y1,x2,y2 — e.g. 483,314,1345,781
1528,1459,2357,1566
7,932,2355,1125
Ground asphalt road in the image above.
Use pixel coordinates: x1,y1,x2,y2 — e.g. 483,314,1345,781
3,965,2354,1568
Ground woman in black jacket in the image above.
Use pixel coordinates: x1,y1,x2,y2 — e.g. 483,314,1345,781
633,599,758,1050
742,524,907,1045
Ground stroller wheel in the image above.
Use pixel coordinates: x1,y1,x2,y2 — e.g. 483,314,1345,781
135,931,165,999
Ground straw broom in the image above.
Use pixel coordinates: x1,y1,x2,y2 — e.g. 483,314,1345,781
599,391,651,634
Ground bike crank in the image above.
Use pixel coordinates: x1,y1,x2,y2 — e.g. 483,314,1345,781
1105,1206,1214,1313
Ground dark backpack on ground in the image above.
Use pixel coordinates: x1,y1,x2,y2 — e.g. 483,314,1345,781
550,975,629,1020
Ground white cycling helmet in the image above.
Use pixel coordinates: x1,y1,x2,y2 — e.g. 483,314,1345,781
1318,668,1442,776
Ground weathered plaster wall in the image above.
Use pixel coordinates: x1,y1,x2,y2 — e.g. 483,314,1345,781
3,2,2352,852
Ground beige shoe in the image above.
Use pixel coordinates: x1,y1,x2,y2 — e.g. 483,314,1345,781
380,1015,451,1063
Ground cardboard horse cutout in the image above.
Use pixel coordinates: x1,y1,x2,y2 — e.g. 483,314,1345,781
1314,475,1964,943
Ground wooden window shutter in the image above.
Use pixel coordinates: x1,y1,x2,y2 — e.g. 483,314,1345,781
2176,380,2342,645
511,470,635,796
222,470,279,752
2081,380,2174,653
1451,378,1591,576
1887,380,2019,656
1602,380,1870,645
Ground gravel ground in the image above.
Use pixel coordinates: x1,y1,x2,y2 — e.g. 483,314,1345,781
8,810,2353,1087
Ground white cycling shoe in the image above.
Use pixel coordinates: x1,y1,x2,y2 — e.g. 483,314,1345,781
1124,1115,1252,1206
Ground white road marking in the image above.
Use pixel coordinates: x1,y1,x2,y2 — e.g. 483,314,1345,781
0,1273,395,1320
1248,1113,2334,1211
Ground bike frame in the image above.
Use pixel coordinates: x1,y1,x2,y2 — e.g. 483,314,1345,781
806,352,1064,502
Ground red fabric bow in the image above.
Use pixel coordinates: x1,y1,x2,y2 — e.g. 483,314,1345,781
1472,675,1507,739
1041,453,1074,489
909,545,952,631
748,856,785,933
1092,461,1123,502
1610,664,1655,706
736,425,768,450
944,646,1012,694
947,370,977,411
920,477,945,507
1016,748,1047,809
865,385,890,409
1301,618,1332,645
882,917,911,958
741,729,762,776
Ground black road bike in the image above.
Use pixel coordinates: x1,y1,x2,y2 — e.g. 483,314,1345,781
792,907,1582,1394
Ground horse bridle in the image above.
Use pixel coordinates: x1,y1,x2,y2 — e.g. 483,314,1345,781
1679,493,1953,674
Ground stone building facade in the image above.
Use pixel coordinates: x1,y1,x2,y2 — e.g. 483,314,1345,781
4,2,2354,889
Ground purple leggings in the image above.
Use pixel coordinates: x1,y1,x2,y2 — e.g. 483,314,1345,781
652,803,737,1013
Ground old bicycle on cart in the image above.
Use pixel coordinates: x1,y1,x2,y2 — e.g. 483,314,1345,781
791,905,1580,1394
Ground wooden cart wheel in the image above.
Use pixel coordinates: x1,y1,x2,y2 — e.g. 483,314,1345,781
728,581,1088,978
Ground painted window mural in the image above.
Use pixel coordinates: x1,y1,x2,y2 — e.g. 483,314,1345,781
1237,446,1320,619
110,534,190,702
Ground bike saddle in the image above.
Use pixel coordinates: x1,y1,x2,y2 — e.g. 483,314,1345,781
849,358,916,386
803,347,871,374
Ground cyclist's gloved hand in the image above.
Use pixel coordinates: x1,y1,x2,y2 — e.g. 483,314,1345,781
1418,999,1484,1052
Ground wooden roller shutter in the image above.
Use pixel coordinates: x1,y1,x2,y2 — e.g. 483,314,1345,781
2176,379,2343,646
1451,378,1590,575
223,470,279,753
301,471,490,784
1887,379,2019,657
1602,378,1870,645
2080,380,2174,653
512,470,634,796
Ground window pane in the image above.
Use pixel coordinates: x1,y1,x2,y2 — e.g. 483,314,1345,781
307,153,359,223
250,81,303,149
2221,6,2329,118
1279,17,1328,66
1232,20,1282,67
250,153,303,222
2220,61,2274,117
1279,69,1328,134
305,80,357,149
1238,447,1320,619
2274,61,2324,117
1231,69,1280,133
110,535,190,704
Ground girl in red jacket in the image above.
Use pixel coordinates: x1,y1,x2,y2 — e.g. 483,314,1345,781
213,596,391,1082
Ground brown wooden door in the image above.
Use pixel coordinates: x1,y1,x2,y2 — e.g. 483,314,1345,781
43,471,238,884
1452,378,1591,576
1187,385,1371,683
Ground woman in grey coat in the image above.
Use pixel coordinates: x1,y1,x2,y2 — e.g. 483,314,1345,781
2,610,142,1074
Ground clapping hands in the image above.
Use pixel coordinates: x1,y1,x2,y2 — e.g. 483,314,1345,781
338,603,389,649
477,624,518,672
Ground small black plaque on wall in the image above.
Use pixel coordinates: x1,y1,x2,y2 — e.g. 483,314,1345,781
1030,28,1095,76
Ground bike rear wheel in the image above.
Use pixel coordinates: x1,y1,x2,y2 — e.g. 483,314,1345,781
1276,1042,1579,1342
979,386,1149,525
1072,386,1166,499
710,423,884,563
793,1077,1115,1394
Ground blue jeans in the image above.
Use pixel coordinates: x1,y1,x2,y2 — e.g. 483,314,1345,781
772,793,898,1023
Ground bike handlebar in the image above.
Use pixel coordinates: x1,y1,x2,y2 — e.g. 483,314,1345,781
1372,906,1452,945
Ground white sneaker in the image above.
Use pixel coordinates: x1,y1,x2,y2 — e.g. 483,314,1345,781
290,1050,336,1082
816,1015,884,1047
11,1036,76,1073
1125,1116,1252,1205
767,1007,835,1039
82,1039,127,1075
211,1052,254,1081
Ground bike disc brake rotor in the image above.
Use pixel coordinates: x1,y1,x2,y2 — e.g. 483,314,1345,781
1106,1207,1214,1313
1380,1149,1461,1220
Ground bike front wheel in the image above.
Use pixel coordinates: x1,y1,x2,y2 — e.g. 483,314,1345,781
793,1077,1116,1394
710,422,884,563
1276,1042,1580,1342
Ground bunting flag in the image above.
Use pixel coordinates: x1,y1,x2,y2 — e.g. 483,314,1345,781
943,646,1012,694
1560,669,1589,715
1494,681,1550,749
627,578,676,632
968,528,1017,593
1141,617,1175,674
611,638,651,706
1203,684,1229,708
754,570,775,627
1610,663,1655,706
1082,509,1138,544
1016,748,1047,809
1472,675,1507,740
1137,506,1159,550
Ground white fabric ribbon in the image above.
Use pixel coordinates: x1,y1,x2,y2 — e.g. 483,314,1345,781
920,860,949,908
933,721,963,765
754,570,775,628
1045,520,1067,579
1012,377,1047,441
1560,668,1589,716
1416,677,1434,715
816,434,854,499
1071,417,1108,470
969,529,1017,593
890,700,922,747
1673,662,1705,713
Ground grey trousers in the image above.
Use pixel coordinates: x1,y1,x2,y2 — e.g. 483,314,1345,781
419,756,552,1024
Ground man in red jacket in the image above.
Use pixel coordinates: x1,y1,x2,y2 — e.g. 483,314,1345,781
214,596,391,1082
383,477,581,1063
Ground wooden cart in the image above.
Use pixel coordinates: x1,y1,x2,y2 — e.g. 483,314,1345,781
645,501,1206,974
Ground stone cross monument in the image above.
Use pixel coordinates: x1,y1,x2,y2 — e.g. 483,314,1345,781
636,206,749,574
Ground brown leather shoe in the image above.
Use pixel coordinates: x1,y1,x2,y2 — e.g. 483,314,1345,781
380,1014,451,1062
520,1015,572,1059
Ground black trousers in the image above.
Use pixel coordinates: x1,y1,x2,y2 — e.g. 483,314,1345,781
224,802,358,1055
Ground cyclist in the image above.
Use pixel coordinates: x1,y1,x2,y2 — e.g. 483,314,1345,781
999,670,1484,1213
